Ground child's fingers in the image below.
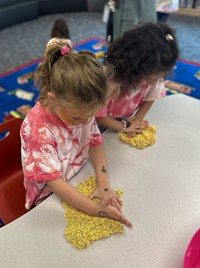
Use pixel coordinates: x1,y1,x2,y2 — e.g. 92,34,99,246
135,128,143,133
121,216,133,228
115,211,133,228
116,195,123,206
100,199,133,227
110,197,122,212
127,132,136,138
134,121,149,131
138,121,148,127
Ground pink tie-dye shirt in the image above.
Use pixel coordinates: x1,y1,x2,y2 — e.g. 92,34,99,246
96,79,166,118
20,102,103,210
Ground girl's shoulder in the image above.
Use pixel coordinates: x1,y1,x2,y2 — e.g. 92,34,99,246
22,102,60,142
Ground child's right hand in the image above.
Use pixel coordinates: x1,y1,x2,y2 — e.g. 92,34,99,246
96,197,133,228
125,117,149,134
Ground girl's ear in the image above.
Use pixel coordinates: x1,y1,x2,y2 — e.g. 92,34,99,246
47,91,56,101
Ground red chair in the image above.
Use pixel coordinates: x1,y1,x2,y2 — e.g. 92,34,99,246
0,118,28,226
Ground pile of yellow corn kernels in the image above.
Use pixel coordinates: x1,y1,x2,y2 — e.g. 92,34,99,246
63,176,124,250
118,125,156,149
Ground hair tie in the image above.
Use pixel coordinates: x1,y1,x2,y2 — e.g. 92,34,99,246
165,34,174,41
61,46,70,55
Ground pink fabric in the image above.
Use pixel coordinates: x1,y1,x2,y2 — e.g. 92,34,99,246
61,46,70,55
20,102,103,209
156,0,179,13
96,79,166,119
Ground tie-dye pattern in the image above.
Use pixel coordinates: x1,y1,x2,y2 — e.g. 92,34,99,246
96,79,166,118
20,102,103,209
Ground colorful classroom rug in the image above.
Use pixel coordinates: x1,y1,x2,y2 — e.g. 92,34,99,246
0,37,200,123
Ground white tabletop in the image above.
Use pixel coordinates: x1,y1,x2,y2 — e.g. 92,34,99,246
1,94,200,268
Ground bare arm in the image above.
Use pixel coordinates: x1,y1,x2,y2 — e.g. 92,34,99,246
89,143,123,211
96,101,154,133
124,100,154,133
134,100,154,120
47,178,98,215
47,177,132,227
89,142,132,226
96,117,125,132
89,143,109,188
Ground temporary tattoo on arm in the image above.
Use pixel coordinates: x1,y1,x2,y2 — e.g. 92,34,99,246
99,211,107,217
101,165,107,173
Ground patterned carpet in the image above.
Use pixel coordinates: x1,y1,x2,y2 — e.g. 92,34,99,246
0,12,106,74
0,37,199,124
0,12,200,74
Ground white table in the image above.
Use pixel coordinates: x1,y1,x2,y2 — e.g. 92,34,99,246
1,94,200,268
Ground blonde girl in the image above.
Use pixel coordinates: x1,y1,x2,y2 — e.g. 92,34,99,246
20,38,132,227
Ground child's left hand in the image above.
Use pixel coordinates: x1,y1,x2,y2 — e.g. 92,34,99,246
88,186,123,212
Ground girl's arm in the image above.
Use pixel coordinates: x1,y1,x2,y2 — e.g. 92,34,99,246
89,143,109,189
96,100,154,133
134,100,154,120
96,116,125,132
47,178,98,215
89,143,123,211
125,100,154,133
47,178,132,227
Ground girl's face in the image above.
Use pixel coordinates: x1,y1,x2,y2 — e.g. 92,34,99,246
145,71,168,84
55,106,93,125
47,92,99,125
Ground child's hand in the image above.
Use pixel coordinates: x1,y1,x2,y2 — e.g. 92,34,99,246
125,117,149,134
97,197,133,228
89,186,123,212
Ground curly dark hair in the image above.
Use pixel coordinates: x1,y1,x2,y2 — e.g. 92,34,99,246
105,22,179,95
